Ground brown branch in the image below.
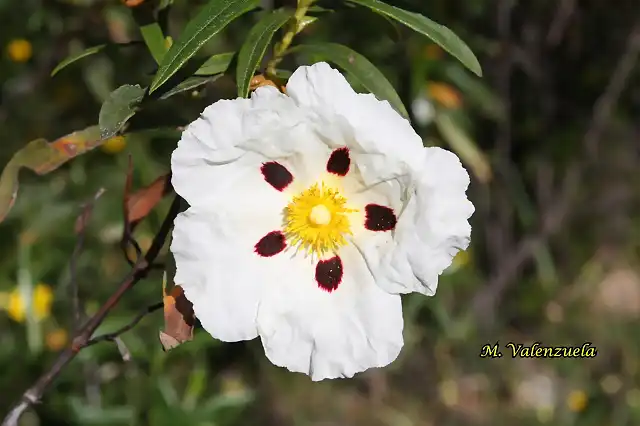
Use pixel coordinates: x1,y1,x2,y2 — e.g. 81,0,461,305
1,195,182,426
546,0,576,46
85,301,163,347
70,188,106,329
472,19,640,325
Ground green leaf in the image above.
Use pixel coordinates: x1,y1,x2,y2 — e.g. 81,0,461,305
444,63,503,120
194,52,235,75
140,22,168,64
236,9,293,98
292,43,408,118
434,110,491,182
131,5,169,64
51,44,106,76
99,85,146,139
0,126,104,223
347,0,482,77
159,75,222,99
149,0,261,93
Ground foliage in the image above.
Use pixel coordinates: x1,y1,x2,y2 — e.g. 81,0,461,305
1,0,639,425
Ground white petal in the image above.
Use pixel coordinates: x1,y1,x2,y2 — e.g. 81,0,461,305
286,63,473,296
286,62,425,182
171,159,286,341
171,86,307,208
256,245,404,381
354,147,474,295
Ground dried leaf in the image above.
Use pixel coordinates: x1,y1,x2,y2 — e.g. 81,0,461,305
249,74,279,91
123,0,146,7
159,284,194,351
126,173,172,226
0,126,104,223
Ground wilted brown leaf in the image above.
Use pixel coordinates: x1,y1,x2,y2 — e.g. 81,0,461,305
250,74,279,91
123,0,146,7
126,173,172,226
0,126,105,223
159,284,194,351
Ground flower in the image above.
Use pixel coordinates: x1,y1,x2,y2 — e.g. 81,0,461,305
566,390,588,412
6,283,53,323
171,63,473,380
6,39,32,63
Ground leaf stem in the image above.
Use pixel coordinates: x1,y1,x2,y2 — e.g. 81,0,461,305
266,0,314,75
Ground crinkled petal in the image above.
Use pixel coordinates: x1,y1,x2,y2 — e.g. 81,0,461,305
354,147,473,295
287,63,473,296
171,159,285,341
286,62,425,184
256,245,404,381
172,87,308,208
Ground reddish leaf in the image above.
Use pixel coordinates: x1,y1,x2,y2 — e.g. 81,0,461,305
123,0,146,7
0,126,105,223
126,173,172,226
159,284,194,351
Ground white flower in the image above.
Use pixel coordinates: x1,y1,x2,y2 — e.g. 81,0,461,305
170,62,473,381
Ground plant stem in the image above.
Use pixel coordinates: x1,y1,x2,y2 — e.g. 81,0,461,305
266,0,314,75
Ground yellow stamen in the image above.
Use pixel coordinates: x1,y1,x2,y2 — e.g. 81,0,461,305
284,182,357,258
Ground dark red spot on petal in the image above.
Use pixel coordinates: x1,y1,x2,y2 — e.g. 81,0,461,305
261,162,293,191
326,147,350,176
315,256,343,292
255,231,286,257
364,204,397,232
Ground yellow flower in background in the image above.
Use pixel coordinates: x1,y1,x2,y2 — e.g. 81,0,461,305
6,39,32,63
427,82,463,109
46,328,68,351
424,44,443,60
566,390,588,412
6,284,53,323
101,136,127,154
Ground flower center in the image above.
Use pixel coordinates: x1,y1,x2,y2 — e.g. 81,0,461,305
309,204,332,226
284,182,357,257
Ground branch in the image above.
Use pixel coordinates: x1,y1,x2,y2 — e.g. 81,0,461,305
70,188,106,329
85,301,163,347
472,19,640,324
1,195,182,426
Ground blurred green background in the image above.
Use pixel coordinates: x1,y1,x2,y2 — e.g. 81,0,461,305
1,0,640,425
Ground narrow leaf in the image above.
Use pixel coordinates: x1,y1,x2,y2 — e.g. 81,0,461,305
236,9,293,98
99,84,146,139
434,111,491,183
51,45,106,76
444,63,503,120
348,0,482,77
194,52,235,75
126,173,172,225
149,0,261,93
0,126,104,223
131,4,169,64
159,75,222,99
140,22,168,64
292,43,408,118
